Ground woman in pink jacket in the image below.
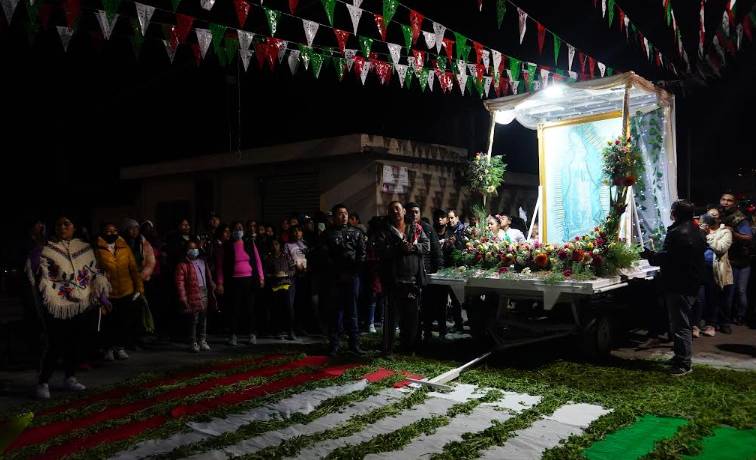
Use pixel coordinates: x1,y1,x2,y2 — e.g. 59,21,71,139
176,239,216,352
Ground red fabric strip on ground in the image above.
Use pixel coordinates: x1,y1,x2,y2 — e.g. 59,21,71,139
394,370,424,388
32,415,167,460
39,354,284,416
363,368,396,382
8,355,325,452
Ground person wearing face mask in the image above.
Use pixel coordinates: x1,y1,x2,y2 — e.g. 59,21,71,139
176,240,216,352
28,215,111,399
95,222,144,361
698,208,734,336
216,221,265,346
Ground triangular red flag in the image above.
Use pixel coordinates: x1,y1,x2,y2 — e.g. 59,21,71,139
176,13,194,44
191,43,202,66
39,3,55,30
334,29,350,54
409,10,423,44
744,15,753,42
618,9,624,32
473,41,484,64
255,41,268,69
353,55,366,78
442,37,454,61
655,51,661,67
266,38,283,71
493,78,502,97
412,49,425,69
374,14,387,41
374,60,392,85
475,63,485,83
289,0,299,14
578,51,586,73
64,0,80,28
536,22,545,54
588,56,596,78
233,0,250,27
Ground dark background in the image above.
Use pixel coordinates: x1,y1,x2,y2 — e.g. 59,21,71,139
1,0,754,252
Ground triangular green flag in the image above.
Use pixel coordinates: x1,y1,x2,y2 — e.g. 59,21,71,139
103,0,121,21
437,55,447,72
334,57,346,81
131,19,144,57
321,0,336,26
401,24,412,50
665,0,672,26
263,8,280,36
608,0,615,26
418,68,428,91
527,62,537,91
497,0,507,29
405,68,414,89
629,22,636,33
607,67,614,76
474,77,485,97
466,76,474,95
224,37,239,66
311,53,324,78
453,32,468,60
509,57,521,81
0,413,34,454
210,23,227,55
556,68,565,76
27,0,40,27
383,0,399,25
359,36,373,57
171,0,182,12
462,44,471,62
553,35,562,65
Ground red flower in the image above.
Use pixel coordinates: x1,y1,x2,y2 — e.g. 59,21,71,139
615,140,620,145
596,238,606,247
592,254,604,266
563,269,572,277
558,250,568,260
534,253,549,268
572,249,584,262
498,266,509,273
575,236,581,241
624,175,636,186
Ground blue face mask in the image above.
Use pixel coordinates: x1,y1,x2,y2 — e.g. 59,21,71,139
233,230,244,240
187,248,200,259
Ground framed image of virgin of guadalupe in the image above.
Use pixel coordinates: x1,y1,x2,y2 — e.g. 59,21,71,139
537,111,621,244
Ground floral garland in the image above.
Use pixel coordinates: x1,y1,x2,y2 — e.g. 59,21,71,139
467,153,507,196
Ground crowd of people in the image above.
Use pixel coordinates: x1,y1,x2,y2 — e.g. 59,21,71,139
17,191,755,397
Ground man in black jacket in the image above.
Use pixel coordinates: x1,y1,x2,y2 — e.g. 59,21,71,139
319,204,367,355
372,202,430,356
644,200,705,376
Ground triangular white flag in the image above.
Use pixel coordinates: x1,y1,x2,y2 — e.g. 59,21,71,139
423,31,436,50
433,22,446,53
722,10,730,36
387,43,402,64
643,37,650,59
301,51,310,70
346,4,362,35
407,55,416,70
237,30,255,50
533,80,542,91
195,28,212,59
345,49,357,71
658,53,663,67
395,64,408,87
57,26,74,52
736,23,743,50
483,76,492,96
511,80,520,94
163,40,177,63
134,2,155,36
623,15,630,38
200,0,215,10
467,63,476,75
239,49,253,71
95,10,118,40
427,70,435,91
568,70,577,80
277,41,288,63
302,19,318,47
712,35,726,62
457,73,468,94
492,50,502,74
482,50,490,71
457,60,467,76
359,61,371,85
506,69,513,80
2,0,20,25
288,49,300,74
353,0,363,7
598,62,606,77
540,68,550,87
517,8,527,44
601,0,606,17
567,44,575,70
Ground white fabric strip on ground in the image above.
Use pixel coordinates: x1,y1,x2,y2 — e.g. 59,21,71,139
110,380,369,460
186,388,407,460
364,404,514,460
479,403,612,460
286,395,458,460
427,383,541,412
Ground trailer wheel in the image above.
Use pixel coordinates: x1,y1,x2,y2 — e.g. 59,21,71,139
580,314,615,359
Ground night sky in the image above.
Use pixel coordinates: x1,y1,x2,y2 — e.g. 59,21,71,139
1,0,754,248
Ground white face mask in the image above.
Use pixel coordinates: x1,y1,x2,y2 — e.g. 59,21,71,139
233,230,244,240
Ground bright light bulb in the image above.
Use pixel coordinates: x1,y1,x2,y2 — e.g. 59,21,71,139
543,84,565,98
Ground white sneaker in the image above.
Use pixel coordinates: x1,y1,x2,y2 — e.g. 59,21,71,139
36,383,50,399
248,334,257,345
64,376,86,391
199,340,211,351
228,334,238,346
190,342,200,353
116,348,129,360
103,349,115,362
368,324,377,334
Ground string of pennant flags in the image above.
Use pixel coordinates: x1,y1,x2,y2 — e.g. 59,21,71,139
1,0,624,99
698,1,754,79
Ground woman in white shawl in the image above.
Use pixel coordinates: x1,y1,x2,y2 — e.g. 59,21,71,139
27,215,111,399
699,209,734,337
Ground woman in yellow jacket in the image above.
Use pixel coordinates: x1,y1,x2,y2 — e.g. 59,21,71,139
96,222,144,361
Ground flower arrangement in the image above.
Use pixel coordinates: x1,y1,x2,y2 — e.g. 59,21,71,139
601,136,644,239
467,153,507,196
